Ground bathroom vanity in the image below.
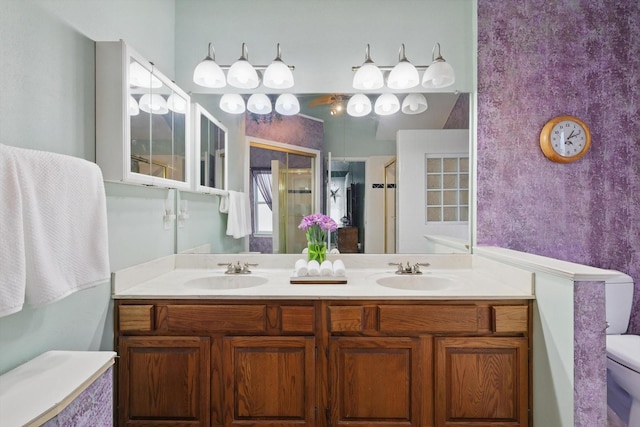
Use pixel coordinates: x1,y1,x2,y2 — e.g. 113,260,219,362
112,254,534,427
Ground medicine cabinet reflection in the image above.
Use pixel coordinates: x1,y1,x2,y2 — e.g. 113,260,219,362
193,103,227,194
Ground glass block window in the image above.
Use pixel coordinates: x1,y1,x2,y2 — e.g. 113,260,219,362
425,155,469,222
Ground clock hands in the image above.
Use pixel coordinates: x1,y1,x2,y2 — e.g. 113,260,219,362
563,129,582,146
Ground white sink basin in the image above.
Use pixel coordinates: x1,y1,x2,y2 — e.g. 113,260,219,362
376,274,457,291
184,275,268,290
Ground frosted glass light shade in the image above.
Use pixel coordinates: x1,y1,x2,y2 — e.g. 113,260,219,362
219,93,245,114
138,93,168,114
346,94,372,117
128,95,140,116
227,59,259,89
374,93,400,115
129,61,162,89
247,94,272,114
275,93,300,115
353,63,384,90
388,61,420,89
422,61,455,89
401,93,428,114
193,58,226,88
166,93,187,114
264,60,294,89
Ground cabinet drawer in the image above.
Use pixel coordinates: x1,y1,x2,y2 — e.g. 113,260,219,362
281,306,315,333
493,305,528,333
164,305,267,333
379,305,479,333
329,306,364,332
119,305,154,331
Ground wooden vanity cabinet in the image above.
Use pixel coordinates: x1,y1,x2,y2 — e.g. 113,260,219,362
115,299,531,427
115,301,317,427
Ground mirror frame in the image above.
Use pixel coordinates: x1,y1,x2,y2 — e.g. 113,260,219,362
192,103,228,195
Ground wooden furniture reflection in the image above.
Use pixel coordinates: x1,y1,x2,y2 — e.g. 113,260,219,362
337,226,358,253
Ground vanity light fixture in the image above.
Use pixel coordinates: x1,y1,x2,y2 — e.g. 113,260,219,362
387,44,420,90
247,93,272,114
219,93,246,114
346,93,372,117
374,93,400,116
128,95,140,116
129,61,162,88
352,44,384,90
352,42,455,90
138,93,169,115
192,43,226,88
401,93,428,114
193,42,296,91
421,42,455,89
275,93,300,115
263,44,295,89
227,43,260,89
166,92,187,114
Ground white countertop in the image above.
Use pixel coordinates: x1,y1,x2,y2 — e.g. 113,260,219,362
0,351,116,427
112,254,535,300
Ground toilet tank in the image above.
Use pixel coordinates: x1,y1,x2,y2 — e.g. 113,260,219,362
605,272,634,335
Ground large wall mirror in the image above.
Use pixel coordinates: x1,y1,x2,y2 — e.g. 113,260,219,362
177,91,471,255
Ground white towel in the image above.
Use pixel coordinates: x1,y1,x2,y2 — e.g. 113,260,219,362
219,194,229,213
320,260,333,276
0,144,110,314
330,248,340,254
307,260,320,276
0,147,26,316
294,259,308,277
225,190,252,239
333,259,346,276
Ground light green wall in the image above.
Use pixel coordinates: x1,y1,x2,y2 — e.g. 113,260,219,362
0,0,183,374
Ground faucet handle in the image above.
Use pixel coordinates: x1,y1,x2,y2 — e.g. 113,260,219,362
388,262,404,273
413,262,430,273
218,262,234,273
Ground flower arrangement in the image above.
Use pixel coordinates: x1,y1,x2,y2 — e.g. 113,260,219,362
298,213,337,263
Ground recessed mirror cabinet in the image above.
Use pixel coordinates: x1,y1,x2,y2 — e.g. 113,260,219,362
193,103,227,194
96,40,191,190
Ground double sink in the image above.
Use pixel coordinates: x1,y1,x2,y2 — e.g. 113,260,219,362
184,270,458,291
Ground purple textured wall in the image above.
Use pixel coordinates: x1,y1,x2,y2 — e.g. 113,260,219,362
477,1,640,335
443,93,470,129
245,112,324,152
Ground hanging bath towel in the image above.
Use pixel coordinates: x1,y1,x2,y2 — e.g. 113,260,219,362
0,144,110,315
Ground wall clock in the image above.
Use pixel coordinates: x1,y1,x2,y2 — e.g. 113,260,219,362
539,115,591,163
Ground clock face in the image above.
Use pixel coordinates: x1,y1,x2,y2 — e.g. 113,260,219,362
550,120,588,157
540,115,591,163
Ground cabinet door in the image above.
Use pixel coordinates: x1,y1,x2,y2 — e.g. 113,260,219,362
434,337,528,427
119,336,210,427
223,336,316,426
329,337,425,427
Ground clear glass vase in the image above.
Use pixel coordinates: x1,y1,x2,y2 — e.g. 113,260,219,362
307,241,327,264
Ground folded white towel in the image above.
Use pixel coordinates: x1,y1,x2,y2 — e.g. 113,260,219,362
320,260,333,276
219,194,229,213
333,259,346,276
302,248,308,254
307,260,320,276
0,146,26,316
225,191,252,239
0,144,110,314
330,248,340,254
294,259,308,277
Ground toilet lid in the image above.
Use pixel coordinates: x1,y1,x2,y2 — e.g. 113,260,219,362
606,335,640,373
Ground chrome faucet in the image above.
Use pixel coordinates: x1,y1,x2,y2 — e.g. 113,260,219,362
218,261,258,274
388,262,430,275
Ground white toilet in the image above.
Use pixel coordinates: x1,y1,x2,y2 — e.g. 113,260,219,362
606,273,640,427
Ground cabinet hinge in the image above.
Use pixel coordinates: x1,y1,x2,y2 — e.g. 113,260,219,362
314,406,318,419
315,346,318,360
325,407,330,421
325,347,329,358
